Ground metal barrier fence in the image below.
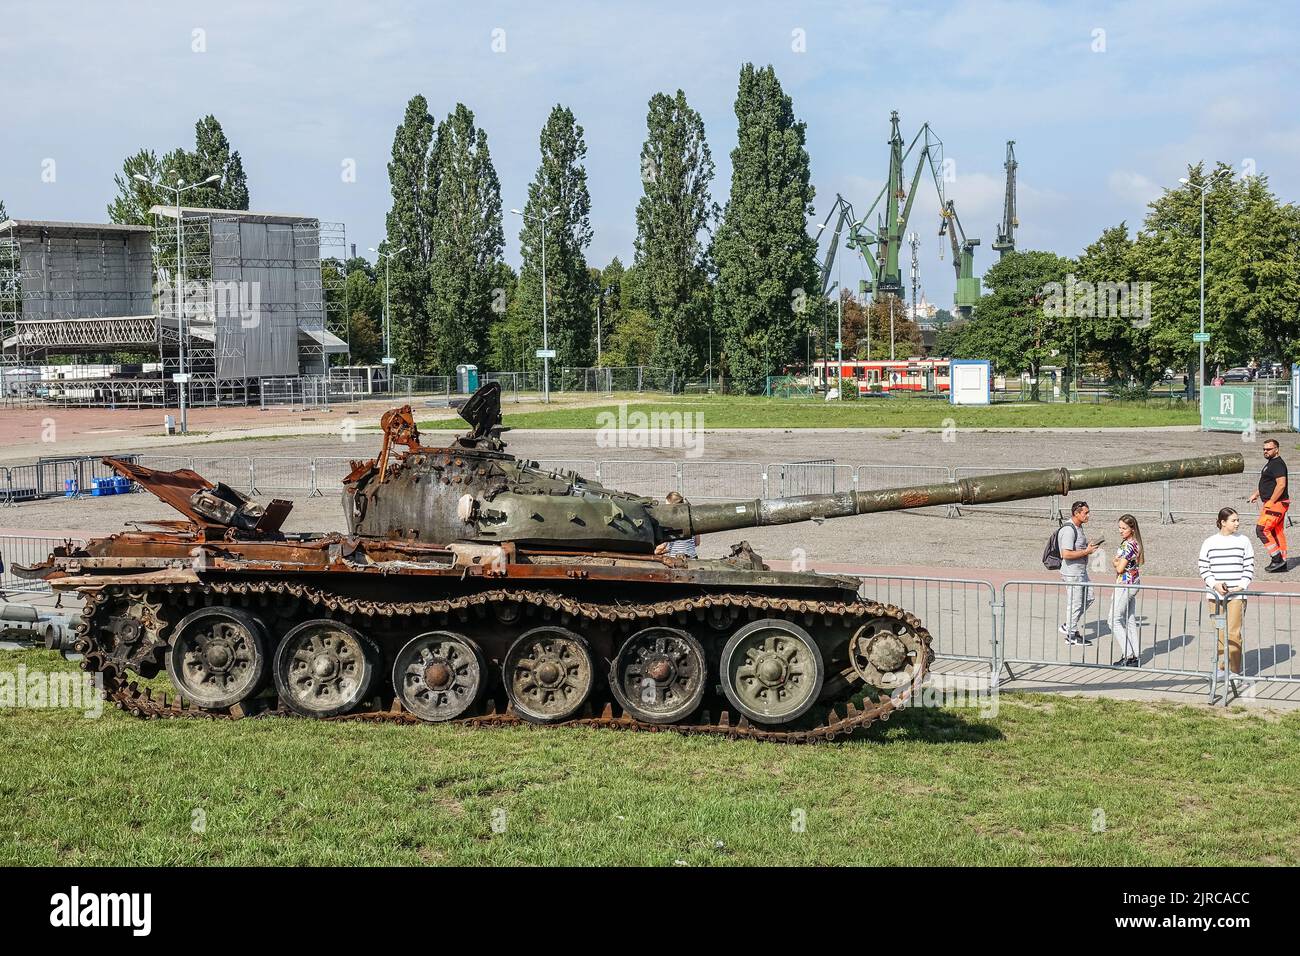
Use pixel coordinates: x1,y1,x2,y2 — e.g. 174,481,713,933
999,578,1300,703
0,534,85,593
851,573,1298,706
0,455,141,505
853,575,998,671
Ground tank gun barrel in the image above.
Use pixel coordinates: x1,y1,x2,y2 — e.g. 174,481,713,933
683,454,1244,535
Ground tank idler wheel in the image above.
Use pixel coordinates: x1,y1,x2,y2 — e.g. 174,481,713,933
720,619,825,725
393,631,487,722
502,626,594,724
273,619,379,718
849,617,926,690
166,606,270,710
609,626,707,724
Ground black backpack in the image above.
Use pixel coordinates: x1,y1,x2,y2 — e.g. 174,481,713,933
1042,523,1080,570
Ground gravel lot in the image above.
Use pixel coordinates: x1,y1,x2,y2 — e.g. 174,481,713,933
3,426,1286,579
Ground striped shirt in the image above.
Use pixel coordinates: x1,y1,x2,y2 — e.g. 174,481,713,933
1198,533,1255,591
666,538,698,558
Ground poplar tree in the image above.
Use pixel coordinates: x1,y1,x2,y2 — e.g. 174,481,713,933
712,64,818,393
515,105,594,368
634,90,717,384
426,104,504,373
384,95,438,372
107,116,250,225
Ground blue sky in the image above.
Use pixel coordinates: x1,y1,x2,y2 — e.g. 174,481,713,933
3,0,1297,309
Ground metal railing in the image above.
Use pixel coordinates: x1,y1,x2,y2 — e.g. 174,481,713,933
0,534,85,593
850,572,1298,705
0,455,141,505
998,578,1300,704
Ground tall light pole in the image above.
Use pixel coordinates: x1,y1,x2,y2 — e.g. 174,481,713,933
135,172,220,435
369,245,407,387
511,206,559,403
1179,167,1233,410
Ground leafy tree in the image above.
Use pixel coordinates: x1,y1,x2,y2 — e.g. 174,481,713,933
515,105,594,367
593,257,625,365
169,115,250,209
601,307,656,367
0,198,7,220
108,149,166,225
107,117,250,224
937,250,1075,398
634,90,718,383
843,293,922,360
712,64,818,393
426,104,504,373
385,95,438,372
348,309,383,365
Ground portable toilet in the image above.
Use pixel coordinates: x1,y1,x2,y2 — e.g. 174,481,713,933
456,364,480,393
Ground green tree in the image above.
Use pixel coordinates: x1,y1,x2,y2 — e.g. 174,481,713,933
712,64,818,393
1214,174,1300,366
515,105,594,368
426,104,504,373
108,149,165,225
0,198,7,220
593,257,625,365
385,94,439,372
169,115,250,209
348,309,383,365
107,117,250,224
634,90,717,384
602,307,656,367
938,250,1075,398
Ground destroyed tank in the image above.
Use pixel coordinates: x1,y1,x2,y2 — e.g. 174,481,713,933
27,383,1244,742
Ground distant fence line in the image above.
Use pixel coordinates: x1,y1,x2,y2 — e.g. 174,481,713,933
0,453,1277,523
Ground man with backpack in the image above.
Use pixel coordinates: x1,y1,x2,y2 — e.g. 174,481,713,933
1045,500,1102,645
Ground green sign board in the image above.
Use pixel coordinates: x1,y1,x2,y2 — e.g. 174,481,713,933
1192,332,1211,343
1202,386,1254,432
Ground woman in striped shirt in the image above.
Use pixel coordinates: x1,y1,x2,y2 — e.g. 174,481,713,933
1197,507,1255,677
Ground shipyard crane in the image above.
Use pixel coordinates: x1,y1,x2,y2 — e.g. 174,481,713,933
847,112,952,301
938,200,980,319
811,194,864,380
992,140,1018,258
814,193,861,298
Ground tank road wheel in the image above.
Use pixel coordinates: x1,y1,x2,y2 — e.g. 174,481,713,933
720,619,825,725
609,627,707,724
166,607,270,710
849,617,928,691
502,626,595,724
273,619,379,718
392,631,487,722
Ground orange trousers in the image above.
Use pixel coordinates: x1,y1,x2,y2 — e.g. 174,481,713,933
1256,501,1289,559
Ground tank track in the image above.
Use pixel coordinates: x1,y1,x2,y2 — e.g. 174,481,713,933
73,581,935,744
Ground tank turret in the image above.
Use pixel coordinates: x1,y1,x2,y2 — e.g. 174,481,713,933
344,382,1244,550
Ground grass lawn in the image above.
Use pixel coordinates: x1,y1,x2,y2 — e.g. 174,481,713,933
2,649,1295,866
479,395,1202,430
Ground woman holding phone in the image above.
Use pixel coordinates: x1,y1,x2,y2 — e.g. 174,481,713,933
1109,514,1144,667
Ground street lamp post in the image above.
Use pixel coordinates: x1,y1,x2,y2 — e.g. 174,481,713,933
134,172,220,435
1179,168,1233,410
511,207,559,403
368,245,407,389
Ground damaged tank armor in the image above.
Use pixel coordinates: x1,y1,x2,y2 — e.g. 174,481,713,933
22,382,1244,741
